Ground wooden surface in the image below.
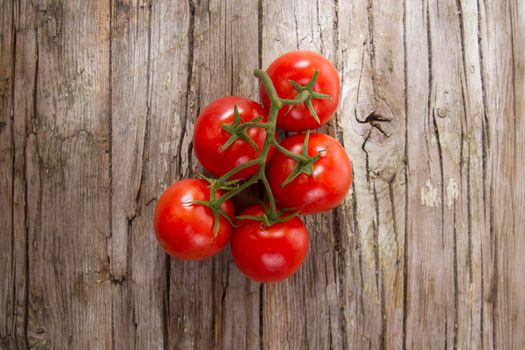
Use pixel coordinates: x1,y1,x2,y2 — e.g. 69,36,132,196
1,0,524,349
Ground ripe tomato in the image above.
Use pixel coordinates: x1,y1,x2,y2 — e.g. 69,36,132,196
154,179,234,260
193,96,273,179
267,133,352,214
260,51,340,131
230,205,309,282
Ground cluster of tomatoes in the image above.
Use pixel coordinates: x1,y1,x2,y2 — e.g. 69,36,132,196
154,51,352,282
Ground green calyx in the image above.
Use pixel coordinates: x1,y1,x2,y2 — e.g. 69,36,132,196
191,199,237,236
281,130,321,187
280,70,332,125
221,105,265,152
193,68,331,235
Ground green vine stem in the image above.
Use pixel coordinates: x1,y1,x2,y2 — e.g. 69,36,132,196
197,68,330,233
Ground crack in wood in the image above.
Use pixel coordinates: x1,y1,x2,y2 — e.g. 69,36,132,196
453,199,459,350
23,23,36,350
315,0,324,54
402,0,408,346
177,0,195,180
258,0,263,68
476,0,489,216
372,183,386,350
136,0,153,206
259,284,264,350
10,2,19,346
293,7,300,50
366,0,376,90
507,2,517,167
218,256,230,347
163,254,170,350
108,0,114,311
387,177,400,275
480,241,485,350
350,188,365,318
362,129,372,184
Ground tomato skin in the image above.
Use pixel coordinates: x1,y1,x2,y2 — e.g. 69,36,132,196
193,96,273,179
154,179,234,260
230,205,309,282
267,133,352,214
260,51,340,131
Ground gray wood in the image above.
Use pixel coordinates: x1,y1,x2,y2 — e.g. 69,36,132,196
1,0,523,349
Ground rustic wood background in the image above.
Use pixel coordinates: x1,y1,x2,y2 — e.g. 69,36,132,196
1,0,524,349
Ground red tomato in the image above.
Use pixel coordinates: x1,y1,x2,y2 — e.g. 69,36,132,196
230,205,309,282
154,179,234,260
193,96,273,179
267,133,352,214
260,51,340,131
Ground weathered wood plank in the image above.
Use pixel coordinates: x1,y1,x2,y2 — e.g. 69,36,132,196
109,0,160,349
11,2,40,349
324,2,409,348
116,0,195,348
456,0,493,348
22,0,113,348
507,2,525,348
342,0,407,347
404,0,454,347
405,0,463,347
480,0,525,348
0,0,18,348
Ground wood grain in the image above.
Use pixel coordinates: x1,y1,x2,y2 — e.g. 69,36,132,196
1,0,523,349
